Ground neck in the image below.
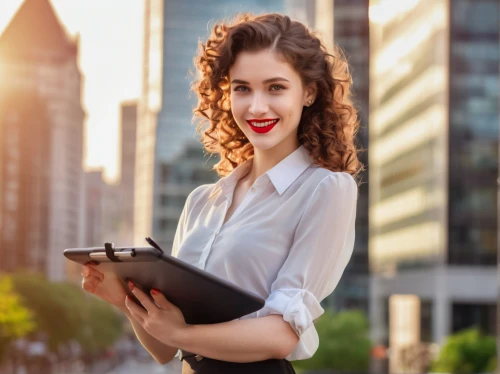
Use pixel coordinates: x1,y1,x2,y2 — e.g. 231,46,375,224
244,142,300,186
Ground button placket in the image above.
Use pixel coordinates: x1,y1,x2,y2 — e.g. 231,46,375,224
199,217,223,269
199,237,213,269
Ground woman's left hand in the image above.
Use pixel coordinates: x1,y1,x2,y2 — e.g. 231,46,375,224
125,281,189,347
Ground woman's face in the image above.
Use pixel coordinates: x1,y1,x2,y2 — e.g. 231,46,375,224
229,48,315,153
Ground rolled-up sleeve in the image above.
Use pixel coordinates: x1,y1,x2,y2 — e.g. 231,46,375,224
255,172,358,361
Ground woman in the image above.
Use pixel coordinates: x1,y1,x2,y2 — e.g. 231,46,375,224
81,12,363,374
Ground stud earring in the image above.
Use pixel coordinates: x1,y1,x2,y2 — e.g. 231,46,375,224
308,100,313,106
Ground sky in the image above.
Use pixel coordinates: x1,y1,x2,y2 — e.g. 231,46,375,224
0,0,144,184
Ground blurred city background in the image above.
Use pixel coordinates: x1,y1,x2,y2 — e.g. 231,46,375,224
0,0,498,373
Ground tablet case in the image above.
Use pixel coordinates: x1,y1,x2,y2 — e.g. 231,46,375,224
64,242,265,325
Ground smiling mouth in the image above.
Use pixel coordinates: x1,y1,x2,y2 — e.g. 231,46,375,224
246,119,279,128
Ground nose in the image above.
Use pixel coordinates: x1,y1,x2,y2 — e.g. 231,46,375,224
249,92,268,117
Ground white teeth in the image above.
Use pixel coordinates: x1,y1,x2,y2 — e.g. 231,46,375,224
252,119,278,127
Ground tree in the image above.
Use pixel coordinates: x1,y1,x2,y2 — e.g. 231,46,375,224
0,275,35,359
53,282,123,353
292,309,372,372
12,273,78,350
11,273,123,354
430,328,497,374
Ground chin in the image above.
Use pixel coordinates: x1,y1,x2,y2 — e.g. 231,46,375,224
249,140,280,151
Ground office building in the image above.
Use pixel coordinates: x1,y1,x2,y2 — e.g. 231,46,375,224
118,102,138,245
135,0,286,249
0,0,85,281
331,0,370,313
369,0,498,369
100,101,139,247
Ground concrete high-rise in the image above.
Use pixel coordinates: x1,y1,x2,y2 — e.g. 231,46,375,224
0,0,85,281
99,102,138,247
119,102,138,245
369,0,498,369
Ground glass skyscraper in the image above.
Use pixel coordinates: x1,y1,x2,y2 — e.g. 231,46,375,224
331,0,370,314
135,0,285,249
448,0,498,266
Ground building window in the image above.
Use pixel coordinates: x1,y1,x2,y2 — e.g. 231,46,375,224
158,218,178,231
421,300,433,343
452,303,496,336
160,164,170,184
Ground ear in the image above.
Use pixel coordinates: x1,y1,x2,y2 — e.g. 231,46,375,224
303,82,318,107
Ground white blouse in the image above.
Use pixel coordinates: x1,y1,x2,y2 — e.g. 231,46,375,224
172,144,358,361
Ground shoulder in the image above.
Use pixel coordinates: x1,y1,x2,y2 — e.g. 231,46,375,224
308,167,358,196
297,169,358,225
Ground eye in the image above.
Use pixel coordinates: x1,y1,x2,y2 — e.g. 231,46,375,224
234,85,250,92
269,84,285,91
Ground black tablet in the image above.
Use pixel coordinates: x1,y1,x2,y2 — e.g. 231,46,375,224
64,244,265,325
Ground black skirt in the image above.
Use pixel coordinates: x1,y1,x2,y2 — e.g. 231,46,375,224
181,355,297,374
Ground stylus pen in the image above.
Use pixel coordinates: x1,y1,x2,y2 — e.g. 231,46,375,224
145,237,164,254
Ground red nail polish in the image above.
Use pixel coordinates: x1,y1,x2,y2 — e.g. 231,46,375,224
128,281,134,291
151,288,158,295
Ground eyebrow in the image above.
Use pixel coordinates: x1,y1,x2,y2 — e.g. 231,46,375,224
230,77,290,84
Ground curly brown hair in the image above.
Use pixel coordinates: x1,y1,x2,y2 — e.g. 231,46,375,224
191,12,364,184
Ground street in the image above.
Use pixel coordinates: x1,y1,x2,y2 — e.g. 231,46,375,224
104,357,183,374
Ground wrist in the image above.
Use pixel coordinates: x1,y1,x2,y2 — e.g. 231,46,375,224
118,303,129,314
170,324,193,349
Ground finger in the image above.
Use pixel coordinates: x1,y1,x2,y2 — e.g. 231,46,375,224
81,275,101,293
128,281,158,314
150,288,173,310
86,264,104,279
125,296,145,324
81,265,104,281
125,295,147,322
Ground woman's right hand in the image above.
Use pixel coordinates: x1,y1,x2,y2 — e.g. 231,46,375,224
81,264,127,311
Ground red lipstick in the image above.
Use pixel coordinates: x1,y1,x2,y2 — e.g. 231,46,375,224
246,118,279,134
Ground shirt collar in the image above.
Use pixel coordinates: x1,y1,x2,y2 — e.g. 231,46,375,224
266,145,314,195
209,145,314,199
